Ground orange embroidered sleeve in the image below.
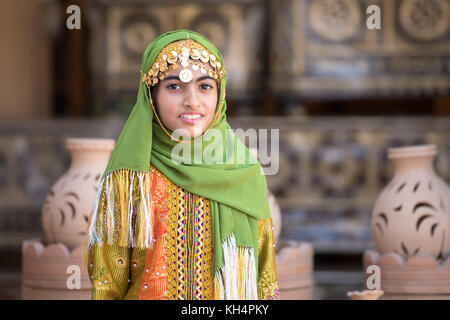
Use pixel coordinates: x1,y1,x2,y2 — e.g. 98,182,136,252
136,165,170,299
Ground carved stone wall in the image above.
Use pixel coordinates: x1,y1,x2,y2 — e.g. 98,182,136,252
84,0,450,115
269,0,450,100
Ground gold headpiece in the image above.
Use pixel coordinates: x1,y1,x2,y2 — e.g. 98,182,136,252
141,39,227,87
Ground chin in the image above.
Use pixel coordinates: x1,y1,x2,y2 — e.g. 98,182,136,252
174,125,205,139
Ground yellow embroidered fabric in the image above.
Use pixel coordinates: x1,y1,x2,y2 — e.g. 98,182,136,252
257,218,279,300
87,166,159,300
86,174,136,299
88,244,131,300
165,172,213,300
126,247,147,299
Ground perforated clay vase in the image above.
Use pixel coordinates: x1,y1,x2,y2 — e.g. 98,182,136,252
41,138,115,249
371,144,450,260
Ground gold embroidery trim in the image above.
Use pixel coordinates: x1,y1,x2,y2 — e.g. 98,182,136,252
257,218,279,300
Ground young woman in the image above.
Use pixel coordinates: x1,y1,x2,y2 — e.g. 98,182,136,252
85,30,278,300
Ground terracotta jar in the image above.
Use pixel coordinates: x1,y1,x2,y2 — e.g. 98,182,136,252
275,241,314,300
22,240,91,299
371,144,450,260
41,138,115,249
363,250,450,299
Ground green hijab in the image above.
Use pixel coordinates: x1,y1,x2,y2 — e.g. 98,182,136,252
97,30,271,283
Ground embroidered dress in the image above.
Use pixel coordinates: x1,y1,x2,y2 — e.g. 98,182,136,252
85,29,279,300
87,165,278,300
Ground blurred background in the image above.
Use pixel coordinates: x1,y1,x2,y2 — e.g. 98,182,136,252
0,0,449,299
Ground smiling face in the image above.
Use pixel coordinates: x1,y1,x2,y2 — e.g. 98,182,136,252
153,60,219,138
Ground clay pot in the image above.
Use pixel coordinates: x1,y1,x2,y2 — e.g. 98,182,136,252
363,250,450,299
275,241,314,300
42,138,115,249
371,145,450,260
347,290,384,300
22,239,91,299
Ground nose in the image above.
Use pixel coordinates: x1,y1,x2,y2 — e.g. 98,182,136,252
183,84,201,109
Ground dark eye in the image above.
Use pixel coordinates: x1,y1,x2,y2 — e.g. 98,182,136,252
167,83,181,90
200,83,213,90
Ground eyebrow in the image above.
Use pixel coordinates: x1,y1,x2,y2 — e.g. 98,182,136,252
196,76,216,82
162,75,216,83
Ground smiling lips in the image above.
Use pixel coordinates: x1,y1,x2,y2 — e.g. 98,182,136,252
179,112,204,124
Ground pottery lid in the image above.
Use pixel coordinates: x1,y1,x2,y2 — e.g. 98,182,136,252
388,144,437,159
66,138,115,151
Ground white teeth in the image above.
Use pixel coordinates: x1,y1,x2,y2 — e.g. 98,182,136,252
181,114,201,119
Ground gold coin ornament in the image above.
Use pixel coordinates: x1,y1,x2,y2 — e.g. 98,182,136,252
179,69,193,83
142,39,227,87
191,48,200,59
182,47,190,56
167,57,178,64
160,61,168,72
181,59,189,68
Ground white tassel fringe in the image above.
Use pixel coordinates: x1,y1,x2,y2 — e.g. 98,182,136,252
215,233,258,300
87,170,153,249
